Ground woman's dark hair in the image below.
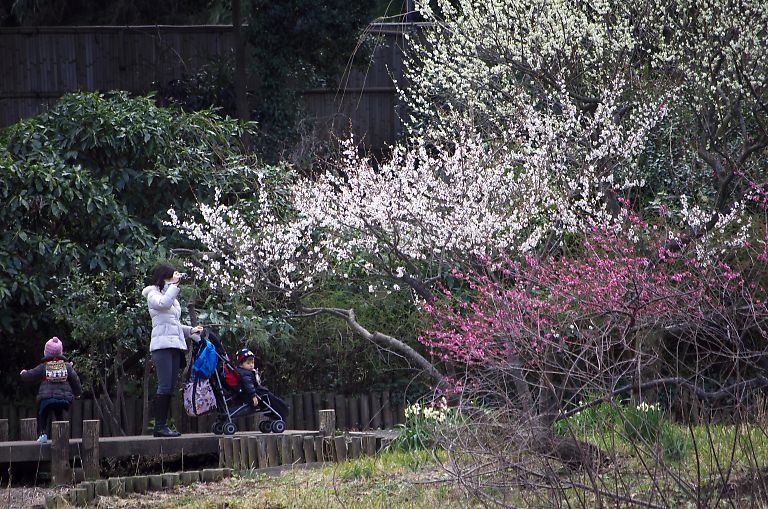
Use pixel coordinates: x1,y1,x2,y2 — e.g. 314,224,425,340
150,263,176,289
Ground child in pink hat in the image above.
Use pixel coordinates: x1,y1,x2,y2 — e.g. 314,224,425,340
20,337,82,443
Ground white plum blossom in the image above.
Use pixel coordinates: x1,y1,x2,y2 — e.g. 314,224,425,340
169,80,665,298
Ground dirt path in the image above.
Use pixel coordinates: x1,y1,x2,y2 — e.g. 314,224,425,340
3,485,70,509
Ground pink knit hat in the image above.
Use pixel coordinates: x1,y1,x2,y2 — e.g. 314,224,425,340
44,336,63,358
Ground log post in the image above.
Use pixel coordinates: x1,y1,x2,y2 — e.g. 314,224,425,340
360,396,370,431
20,417,37,441
348,396,360,431
280,436,293,465
334,395,347,430
240,437,250,470
318,409,336,437
370,393,382,429
314,436,326,462
303,436,316,463
0,419,8,441
82,420,100,481
349,436,362,459
51,421,72,486
291,435,305,463
363,436,376,456
231,437,241,470
382,391,393,429
265,435,279,467
292,394,304,429
254,436,268,468
334,436,348,461
245,436,257,469
302,393,314,430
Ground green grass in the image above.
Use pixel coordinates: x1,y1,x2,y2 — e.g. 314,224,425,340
95,450,474,509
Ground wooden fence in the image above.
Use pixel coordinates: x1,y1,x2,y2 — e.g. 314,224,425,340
0,23,411,150
0,390,406,441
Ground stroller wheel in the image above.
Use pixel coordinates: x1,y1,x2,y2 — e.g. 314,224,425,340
258,420,273,433
271,420,286,433
223,422,237,435
212,421,224,435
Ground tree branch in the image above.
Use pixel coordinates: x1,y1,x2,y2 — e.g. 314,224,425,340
296,306,446,386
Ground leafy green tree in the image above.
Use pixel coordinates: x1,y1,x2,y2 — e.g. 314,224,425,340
0,91,260,395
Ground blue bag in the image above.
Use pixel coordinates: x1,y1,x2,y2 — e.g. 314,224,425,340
191,339,217,379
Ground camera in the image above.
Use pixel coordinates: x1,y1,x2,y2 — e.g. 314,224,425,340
178,272,189,280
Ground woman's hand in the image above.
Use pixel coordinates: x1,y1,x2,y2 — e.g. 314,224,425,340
191,325,204,334
170,271,182,284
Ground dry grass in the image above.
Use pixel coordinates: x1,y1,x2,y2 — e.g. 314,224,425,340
93,450,476,509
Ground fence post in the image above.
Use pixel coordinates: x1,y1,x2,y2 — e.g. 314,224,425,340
20,417,37,441
303,436,316,463
82,420,100,480
360,395,370,431
51,421,72,486
318,409,336,437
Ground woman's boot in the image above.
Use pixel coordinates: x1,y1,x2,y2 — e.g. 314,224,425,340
153,394,181,437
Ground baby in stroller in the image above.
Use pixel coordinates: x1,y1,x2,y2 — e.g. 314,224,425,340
233,348,290,421
203,332,290,435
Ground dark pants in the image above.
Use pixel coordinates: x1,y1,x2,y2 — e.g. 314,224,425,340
255,388,289,421
38,398,70,436
152,348,184,395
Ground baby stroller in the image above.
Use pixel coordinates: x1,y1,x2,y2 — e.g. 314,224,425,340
195,331,289,436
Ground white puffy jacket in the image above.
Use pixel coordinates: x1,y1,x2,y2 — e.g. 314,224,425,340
141,283,197,351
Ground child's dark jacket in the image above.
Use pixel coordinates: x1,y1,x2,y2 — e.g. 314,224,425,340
235,366,261,397
20,356,82,402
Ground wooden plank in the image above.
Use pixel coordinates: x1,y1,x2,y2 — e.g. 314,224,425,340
82,420,100,481
51,421,71,485
0,430,316,463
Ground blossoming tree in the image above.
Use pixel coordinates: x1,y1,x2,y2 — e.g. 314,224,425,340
168,79,666,385
405,0,768,241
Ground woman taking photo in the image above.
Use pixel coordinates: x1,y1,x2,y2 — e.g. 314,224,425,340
142,263,202,437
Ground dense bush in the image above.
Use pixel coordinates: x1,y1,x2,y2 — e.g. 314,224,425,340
0,91,264,394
